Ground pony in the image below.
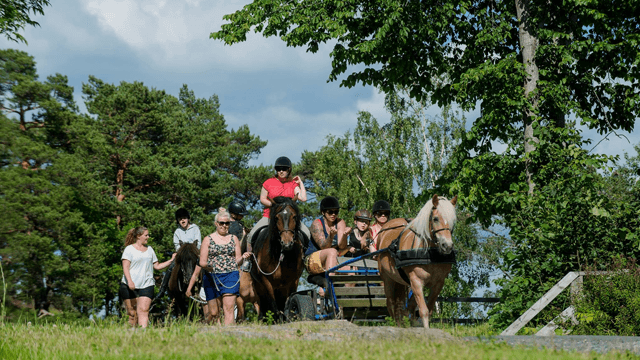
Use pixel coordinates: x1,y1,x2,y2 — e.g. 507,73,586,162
167,241,201,317
238,196,305,321
377,194,457,328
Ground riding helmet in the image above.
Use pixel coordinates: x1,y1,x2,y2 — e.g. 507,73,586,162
175,208,190,222
371,200,391,214
228,201,249,215
274,156,292,169
354,209,372,221
320,196,340,212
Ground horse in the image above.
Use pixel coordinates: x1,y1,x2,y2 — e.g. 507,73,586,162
377,194,457,328
167,241,201,317
238,196,306,321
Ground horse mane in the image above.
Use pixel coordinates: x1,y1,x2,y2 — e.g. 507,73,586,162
253,196,301,257
407,196,457,246
169,241,200,291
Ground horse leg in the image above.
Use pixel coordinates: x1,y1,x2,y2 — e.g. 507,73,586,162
381,272,404,326
236,296,245,323
407,269,430,328
424,281,445,329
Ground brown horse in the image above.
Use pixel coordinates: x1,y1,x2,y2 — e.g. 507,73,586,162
238,196,305,321
167,241,201,317
378,194,457,328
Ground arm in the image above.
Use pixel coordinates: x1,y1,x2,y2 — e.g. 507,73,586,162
153,253,176,271
336,219,351,250
259,186,272,208
310,219,336,250
199,235,210,268
186,266,201,298
122,259,135,290
293,176,307,202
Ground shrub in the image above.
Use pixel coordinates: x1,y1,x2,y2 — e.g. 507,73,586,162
570,258,640,336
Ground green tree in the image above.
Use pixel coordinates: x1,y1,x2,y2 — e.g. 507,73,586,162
212,0,640,328
0,0,50,43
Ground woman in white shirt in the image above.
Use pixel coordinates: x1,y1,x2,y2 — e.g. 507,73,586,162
120,226,175,328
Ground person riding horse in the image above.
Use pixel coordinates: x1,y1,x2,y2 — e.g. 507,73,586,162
243,156,311,270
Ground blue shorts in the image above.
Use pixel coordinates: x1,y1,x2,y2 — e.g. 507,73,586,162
203,271,240,300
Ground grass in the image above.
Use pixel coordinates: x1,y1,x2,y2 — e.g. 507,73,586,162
1,319,638,360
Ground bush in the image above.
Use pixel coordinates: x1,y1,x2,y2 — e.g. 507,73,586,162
570,258,640,336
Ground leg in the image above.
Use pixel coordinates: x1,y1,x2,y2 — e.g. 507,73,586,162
236,296,245,322
318,248,339,274
206,299,219,324
408,273,429,328
222,294,237,325
123,298,137,327
136,296,152,328
245,217,269,253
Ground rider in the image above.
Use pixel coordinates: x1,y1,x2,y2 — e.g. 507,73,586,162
228,200,248,241
306,196,351,275
244,156,310,260
370,200,391,250
343,209,375,257
173,208,202,251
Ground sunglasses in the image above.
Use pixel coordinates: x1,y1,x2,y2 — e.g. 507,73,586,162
325,210,339,215
217,221,231,226
375,212,390,217
275,166,290,172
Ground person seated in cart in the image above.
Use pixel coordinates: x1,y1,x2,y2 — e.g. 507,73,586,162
370,200,391,250
306,197,351,296
342,209,375,257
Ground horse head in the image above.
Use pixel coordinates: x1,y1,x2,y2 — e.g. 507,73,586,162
175,241,200,288
408,194,457,254
269,196,300,251
428,194,457,254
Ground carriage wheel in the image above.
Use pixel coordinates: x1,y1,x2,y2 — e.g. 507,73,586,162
284,294,315,322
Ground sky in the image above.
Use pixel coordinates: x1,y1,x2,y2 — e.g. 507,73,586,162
2,0,639,167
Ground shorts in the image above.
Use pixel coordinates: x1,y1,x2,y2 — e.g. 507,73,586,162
119,282,154,300
203,271,240,301
304,251,325,275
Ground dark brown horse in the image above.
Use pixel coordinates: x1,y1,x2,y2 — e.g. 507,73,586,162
167,241,201,317
378,194,457,328
238,196,305,320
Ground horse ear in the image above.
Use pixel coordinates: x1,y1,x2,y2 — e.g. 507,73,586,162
179,240,183,246
292,193,299,203
450,195,458,206
194,240,199,248
432,194,439,207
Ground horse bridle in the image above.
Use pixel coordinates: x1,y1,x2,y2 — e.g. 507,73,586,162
427,205,453,246
276,207,298,239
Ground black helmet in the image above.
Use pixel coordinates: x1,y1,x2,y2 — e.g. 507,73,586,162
320,196,340,212
354,209,372,221
372,200,391,214
274,156,292,169
228,201,248,215
175,208,190,222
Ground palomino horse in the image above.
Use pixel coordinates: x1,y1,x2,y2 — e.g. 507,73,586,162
377,194,457,328
238,196,305,320
167,241,201,317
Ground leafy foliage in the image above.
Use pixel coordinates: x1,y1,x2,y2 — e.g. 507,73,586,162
571,258,640,336
0,0,50,43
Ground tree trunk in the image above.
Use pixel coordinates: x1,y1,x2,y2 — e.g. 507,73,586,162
516,0,540,195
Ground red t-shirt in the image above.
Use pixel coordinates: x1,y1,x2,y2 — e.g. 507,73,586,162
262,177,298,217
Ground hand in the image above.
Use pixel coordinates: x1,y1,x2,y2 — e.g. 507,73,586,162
186,288,192,297
329,227,338,238
293,175,302,185
171,253,177,261
242,252,253,259
202,265,214,273
349,247,356,253
343,227,352,237
128,281,135,291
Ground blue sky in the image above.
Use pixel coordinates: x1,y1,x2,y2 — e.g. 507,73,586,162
2,0,638,167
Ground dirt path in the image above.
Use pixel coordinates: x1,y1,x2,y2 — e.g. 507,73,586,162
201,320,458,343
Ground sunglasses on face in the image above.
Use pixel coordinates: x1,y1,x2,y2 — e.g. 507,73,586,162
217,221,231,226
275,167,289,172
325,210,339,215
375,212,390,217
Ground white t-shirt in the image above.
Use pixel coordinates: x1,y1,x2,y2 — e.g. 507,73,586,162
121,245,158,289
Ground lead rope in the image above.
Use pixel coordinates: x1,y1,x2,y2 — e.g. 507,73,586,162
250,251,283,276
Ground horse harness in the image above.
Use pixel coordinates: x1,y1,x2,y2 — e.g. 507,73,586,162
380,208,456,285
